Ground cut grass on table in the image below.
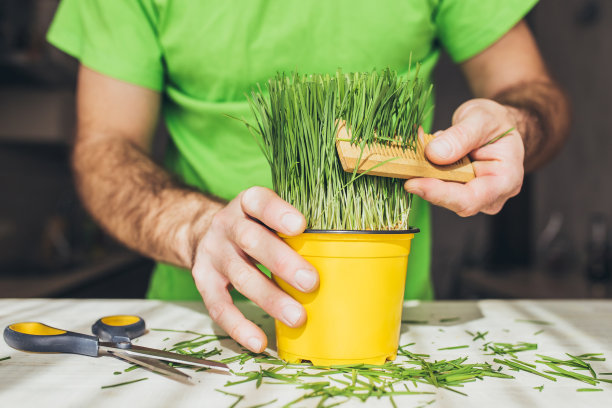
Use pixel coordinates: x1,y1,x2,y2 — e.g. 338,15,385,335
438,345,469,351
483,342,538,358
465,331,488,342
101,377,148,389
127,328,609,406
215,389,245,408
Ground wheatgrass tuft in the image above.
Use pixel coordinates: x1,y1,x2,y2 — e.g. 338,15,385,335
246,68,432,230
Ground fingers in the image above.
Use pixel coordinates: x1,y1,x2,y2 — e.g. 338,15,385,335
192,186,314,353
237,186,319,292
470,129,525,164
201,213,310,328
426,99,501,165
215,249,307,329
416,98,524,216
241,186,306,236
193,256,267,353
228,217,319,293
405,164,521,217
426,115,492,165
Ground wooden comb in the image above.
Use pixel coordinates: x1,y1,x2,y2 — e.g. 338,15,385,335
335,121,475,183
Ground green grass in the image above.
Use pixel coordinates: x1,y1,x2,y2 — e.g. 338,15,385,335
144,331,610,407
245,67,432,230
100,377,148,389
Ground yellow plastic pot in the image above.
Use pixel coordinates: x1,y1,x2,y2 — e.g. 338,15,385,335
274,229,418,366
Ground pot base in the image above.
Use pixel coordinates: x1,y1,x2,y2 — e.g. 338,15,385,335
279,349,398,366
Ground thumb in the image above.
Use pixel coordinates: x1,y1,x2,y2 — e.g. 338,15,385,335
426,111,491,165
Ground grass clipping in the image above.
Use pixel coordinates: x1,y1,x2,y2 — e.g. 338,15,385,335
246,68,432,230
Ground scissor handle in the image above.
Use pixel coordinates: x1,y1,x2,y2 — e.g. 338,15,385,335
3,322,99,357
91,315,145,342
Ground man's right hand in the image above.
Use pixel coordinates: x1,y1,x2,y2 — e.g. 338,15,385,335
191,186,319,353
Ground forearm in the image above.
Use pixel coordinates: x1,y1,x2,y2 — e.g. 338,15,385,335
493,79,570,172
72,135,224,268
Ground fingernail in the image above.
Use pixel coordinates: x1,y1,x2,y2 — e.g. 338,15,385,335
429,138,452,159
247,337,262,352
295,269,317,292
405,183,423,197
282,213,303,233
281,303,302,326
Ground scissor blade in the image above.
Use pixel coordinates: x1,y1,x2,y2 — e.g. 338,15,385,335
110,351,193,384
100,342,230,373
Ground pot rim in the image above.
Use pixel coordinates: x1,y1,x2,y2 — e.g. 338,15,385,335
303,228,419,234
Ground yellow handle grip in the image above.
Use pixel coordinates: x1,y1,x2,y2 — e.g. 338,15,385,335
9,322,66,336
100,315,141,327
92,315,145,342
4,322,99,356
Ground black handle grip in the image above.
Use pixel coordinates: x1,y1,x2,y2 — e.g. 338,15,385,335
91,315,146,342
4,323,99,357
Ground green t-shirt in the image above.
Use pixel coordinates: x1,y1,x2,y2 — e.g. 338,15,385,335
48,0,536,301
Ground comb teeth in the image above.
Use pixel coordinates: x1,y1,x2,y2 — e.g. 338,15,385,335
335,122,475,183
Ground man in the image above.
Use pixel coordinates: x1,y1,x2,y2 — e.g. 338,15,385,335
48,1,569,354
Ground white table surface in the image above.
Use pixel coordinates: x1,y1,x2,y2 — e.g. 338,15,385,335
0,298,611,407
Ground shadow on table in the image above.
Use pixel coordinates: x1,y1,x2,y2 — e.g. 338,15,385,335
400,301,484,334
170,300,484,351
170,301,276,354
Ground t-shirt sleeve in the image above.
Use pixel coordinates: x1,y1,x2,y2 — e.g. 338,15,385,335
435,0,539,63
47,0,164,91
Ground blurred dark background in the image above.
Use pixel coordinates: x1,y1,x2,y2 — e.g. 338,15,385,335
0,0,610,299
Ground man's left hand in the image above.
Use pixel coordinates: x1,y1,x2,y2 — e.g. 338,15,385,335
404,98,524,217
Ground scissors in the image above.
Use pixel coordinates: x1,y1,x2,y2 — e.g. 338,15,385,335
3,315,230,384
